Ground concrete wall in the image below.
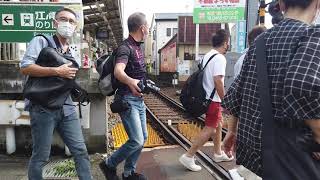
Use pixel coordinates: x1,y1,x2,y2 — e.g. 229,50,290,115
177,44,212,81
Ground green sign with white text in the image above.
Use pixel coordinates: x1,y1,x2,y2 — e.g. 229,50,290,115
0,4,62,42
193,7,245,23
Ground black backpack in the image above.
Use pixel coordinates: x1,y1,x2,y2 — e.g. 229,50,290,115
95,42,132,96
180,54,217,117
95,52,118,96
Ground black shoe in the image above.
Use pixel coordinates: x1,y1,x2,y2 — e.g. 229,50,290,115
122,172,147,180
99,160,119,180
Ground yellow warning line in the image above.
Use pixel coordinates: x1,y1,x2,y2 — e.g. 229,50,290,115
177,121,203,141
112,123,166,149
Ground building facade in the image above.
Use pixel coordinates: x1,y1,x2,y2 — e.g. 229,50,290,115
150,13,192,75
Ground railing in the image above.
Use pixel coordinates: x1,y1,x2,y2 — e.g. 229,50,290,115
0,43,20,62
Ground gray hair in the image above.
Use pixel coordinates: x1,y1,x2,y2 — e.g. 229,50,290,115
127,12,147,33
55,8,77,19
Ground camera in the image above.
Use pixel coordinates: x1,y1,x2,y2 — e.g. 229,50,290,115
137,79,160,94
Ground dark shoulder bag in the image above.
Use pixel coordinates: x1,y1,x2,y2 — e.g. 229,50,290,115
23,35,88,109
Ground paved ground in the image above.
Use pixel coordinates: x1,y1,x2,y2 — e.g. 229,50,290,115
0,154,106,180
135,146,214,180
0,154,28,180
0,146,216,180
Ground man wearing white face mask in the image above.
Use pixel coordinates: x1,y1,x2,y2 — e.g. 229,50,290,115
20,8,92,180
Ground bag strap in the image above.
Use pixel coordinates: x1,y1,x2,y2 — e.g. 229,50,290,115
256,34,275,179
53,34,63,50
209,88,216,100
35,34,63,51
35,34,54,48
202,53,218,100
201,53,218,70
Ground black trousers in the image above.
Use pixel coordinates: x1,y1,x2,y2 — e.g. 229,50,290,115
269,125,320,180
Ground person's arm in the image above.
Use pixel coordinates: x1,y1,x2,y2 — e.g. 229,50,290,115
20,63,77,79
227,115,238,134
223,115,238,157
214,75,225,99
305,119,320,144
283,27,320,147
114,63,141,96
19,36,77,79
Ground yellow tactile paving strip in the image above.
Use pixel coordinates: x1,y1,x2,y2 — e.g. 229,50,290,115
112,123,166,149
177,121,202,141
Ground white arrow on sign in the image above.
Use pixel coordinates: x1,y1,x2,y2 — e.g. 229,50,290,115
2,14,14,26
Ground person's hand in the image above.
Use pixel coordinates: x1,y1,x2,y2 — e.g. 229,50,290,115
313,152,320,160
127,79,142,97
222,131,236,158
55,62,78,79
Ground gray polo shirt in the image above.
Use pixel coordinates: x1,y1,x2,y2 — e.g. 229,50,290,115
20,35,76,116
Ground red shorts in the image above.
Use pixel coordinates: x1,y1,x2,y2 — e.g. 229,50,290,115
205,101,222,128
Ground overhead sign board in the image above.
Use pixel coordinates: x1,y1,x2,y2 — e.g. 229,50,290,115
193,0,246,23
0,3,83,43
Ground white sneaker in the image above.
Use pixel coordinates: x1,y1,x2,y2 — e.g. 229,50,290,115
179,154,202,171
213,151,234,162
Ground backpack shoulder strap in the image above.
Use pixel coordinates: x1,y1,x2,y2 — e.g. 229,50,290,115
256,34,275,179
202,53,218,70
202,53,218,100
35,34,54,48
53,34,63,50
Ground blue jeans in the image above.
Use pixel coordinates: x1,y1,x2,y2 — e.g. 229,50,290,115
28,104,92,180
106,95,147,177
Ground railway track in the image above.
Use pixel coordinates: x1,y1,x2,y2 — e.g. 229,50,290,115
144,91,233,180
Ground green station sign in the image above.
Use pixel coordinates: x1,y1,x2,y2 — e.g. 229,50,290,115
193,7,245,23
0,4,63,42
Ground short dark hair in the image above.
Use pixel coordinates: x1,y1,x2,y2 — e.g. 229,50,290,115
282,0,314,9
248,26,267,46
127,12,147,33
55,8,77,19
211,29,230,48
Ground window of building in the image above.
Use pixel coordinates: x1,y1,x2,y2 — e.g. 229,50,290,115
166,28,171,37
184,52,195,60
173,28,178,35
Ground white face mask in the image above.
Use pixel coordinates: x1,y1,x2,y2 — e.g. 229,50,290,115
57,22,75,38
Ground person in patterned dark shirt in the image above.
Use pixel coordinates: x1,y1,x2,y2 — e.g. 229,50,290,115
99,12,148,180
222,0,320,179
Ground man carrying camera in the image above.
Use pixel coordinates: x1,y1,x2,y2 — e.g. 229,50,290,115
20,8,92,180
99,12,148,180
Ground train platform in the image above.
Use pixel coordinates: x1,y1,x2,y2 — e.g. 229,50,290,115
122,145,214,180
0,145,233,180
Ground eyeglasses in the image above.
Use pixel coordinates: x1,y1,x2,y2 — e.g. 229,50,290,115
56,17,77,25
